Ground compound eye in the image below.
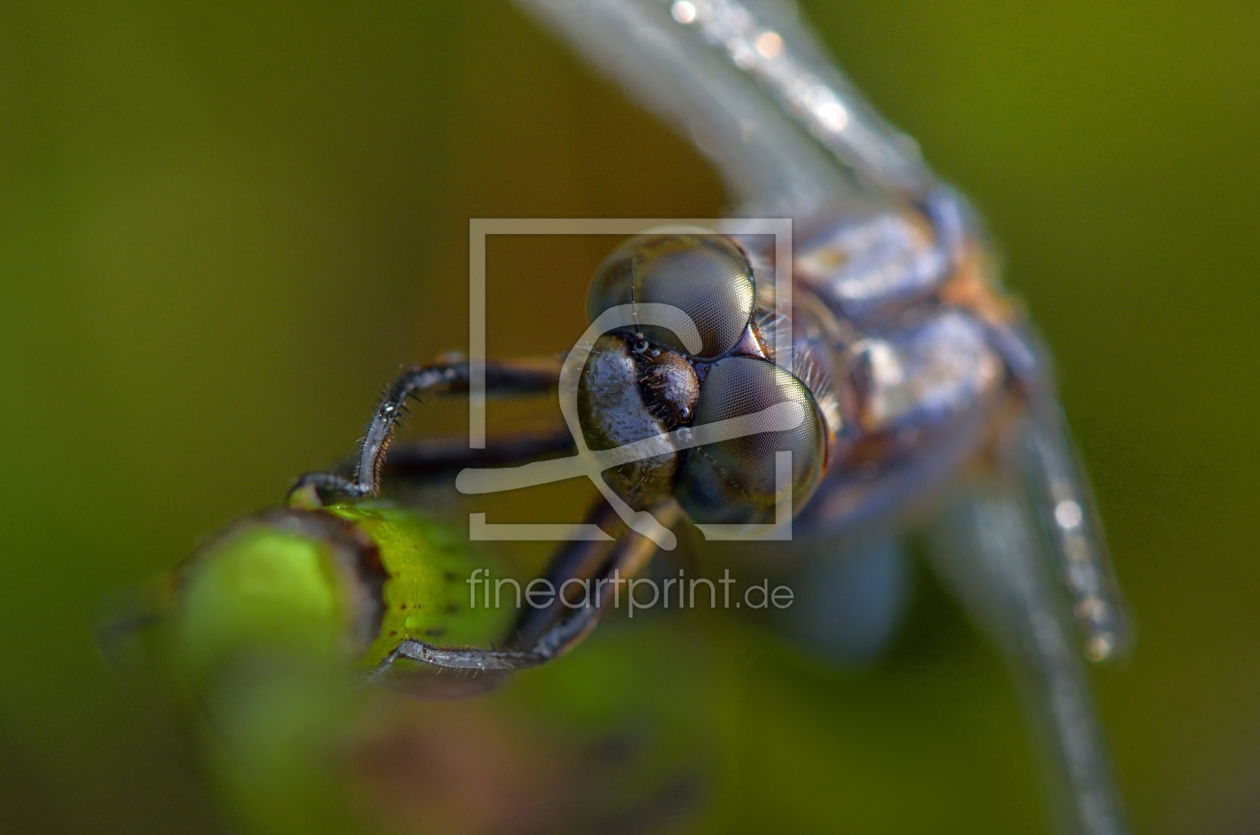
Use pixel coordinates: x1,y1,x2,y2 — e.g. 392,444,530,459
587,234,756,361
676,357,825,526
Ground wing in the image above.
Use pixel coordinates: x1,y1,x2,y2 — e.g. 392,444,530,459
513,0,933,218
927,421,1128,835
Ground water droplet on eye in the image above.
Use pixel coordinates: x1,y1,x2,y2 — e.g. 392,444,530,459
1054,500,1083,530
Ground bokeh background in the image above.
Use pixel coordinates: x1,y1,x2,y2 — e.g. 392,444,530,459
2,1,1258,833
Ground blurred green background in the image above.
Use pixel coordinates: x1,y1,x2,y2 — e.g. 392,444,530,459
2,1,1258,833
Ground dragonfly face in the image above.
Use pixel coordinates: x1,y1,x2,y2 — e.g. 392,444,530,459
579,233,828,526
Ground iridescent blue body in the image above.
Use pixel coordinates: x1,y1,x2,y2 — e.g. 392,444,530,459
739,204,1012,539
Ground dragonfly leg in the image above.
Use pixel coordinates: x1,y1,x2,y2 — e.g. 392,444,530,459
288,356,562,506
514,501,671,660
507,500,622,651
379,425,574,484
369,500,670,685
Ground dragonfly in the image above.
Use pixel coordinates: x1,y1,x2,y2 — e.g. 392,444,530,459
150,1,1131,834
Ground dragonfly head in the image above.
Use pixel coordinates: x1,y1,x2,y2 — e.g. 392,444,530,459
581,234,827,527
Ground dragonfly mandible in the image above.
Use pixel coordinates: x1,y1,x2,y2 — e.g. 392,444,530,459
155,2,1133,834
